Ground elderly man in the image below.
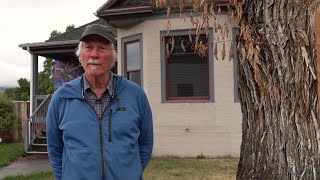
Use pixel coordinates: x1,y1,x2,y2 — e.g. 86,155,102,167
46,24,153,180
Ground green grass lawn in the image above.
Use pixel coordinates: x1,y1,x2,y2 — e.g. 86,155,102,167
144,156,238,180
0,142,24,167
4,156,239,180
3,171,54,180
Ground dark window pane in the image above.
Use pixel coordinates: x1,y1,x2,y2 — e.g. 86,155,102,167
166,35,207,54
167,54,208,98
177,84,193,96
128,71,141,85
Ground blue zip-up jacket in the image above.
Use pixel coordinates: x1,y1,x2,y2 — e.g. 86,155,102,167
46,75,153,180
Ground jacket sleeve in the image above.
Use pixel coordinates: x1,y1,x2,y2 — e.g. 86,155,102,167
138,92,154,171
46,93,63,180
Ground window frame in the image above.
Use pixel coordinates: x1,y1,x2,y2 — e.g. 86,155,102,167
121,34,143,87
160,28,214,103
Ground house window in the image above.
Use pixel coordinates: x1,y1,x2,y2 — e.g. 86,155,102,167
125,41,141,85
161,29,214,102
122,34,143,86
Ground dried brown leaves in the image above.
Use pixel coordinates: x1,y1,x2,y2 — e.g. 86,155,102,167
239,22,280,101
154,0,243,59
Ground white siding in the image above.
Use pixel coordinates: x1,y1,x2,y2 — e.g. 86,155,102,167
117,15,242,157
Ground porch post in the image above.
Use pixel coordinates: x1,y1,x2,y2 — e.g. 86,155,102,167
30,52,38,115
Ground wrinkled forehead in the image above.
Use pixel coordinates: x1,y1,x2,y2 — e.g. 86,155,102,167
81,34,112,45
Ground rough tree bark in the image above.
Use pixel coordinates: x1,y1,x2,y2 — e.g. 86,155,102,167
237,0,320,179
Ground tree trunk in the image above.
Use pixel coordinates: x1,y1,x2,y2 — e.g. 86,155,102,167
237,0,320,179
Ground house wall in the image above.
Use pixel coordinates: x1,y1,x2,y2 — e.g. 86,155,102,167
117,15,242,157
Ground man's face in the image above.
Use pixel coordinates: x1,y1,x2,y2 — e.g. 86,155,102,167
80,35,115,78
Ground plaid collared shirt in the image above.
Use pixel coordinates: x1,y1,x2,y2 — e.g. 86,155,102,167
83,73,115,120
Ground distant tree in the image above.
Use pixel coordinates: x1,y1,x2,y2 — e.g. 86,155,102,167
39,24,75,95
39,58,54,95
49,24,75,39
49,30,62,39
4,78,30,101
3,88,16,100
65,24,75,32
15,78,30,100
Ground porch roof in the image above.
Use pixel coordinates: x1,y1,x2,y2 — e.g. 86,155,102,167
19,19,115,59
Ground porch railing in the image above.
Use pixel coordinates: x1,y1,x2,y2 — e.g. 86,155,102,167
24,94,51,153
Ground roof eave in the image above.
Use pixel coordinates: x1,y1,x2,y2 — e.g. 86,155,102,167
19,40,79,59
98,6,153,17
19,40,79,50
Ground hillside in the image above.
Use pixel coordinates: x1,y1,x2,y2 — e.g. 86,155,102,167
0,87,7,93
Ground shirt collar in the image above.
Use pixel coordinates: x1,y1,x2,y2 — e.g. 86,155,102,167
83,72,115,96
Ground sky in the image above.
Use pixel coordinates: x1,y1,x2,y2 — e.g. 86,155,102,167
0,0,109,87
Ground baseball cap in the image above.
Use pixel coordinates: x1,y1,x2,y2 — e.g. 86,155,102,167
80,24,115,44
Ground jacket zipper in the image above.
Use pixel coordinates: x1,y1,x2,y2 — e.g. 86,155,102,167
82,99,108,180
99,99,116,180
80,75,119,180
108,110,112,142
99,116,106,180
82,100,106,180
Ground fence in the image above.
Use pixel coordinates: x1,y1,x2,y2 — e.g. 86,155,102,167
0,101,30,143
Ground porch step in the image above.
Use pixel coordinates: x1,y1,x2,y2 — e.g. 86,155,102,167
30,143,47,152
41,129,47,137
31,135,47,151
26,151,48,156
34,136,47,144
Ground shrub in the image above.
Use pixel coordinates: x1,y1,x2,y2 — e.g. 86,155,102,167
196,153,206,159
0,96,17,142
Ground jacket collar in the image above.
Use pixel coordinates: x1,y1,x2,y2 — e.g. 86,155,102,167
59,74,126,99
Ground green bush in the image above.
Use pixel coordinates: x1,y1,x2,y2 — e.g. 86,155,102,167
0,96,17,142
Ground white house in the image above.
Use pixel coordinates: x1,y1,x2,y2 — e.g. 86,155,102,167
95,0,242,157
20,0,242,157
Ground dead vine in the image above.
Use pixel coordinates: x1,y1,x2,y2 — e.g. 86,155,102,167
154,0,244,59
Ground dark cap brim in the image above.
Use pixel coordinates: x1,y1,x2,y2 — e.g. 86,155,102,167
79,33,113,43
80,24,115,44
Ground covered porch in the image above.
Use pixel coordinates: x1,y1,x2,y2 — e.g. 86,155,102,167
18,19,115,153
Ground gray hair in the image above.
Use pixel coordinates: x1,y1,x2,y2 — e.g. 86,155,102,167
75,41,117,62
